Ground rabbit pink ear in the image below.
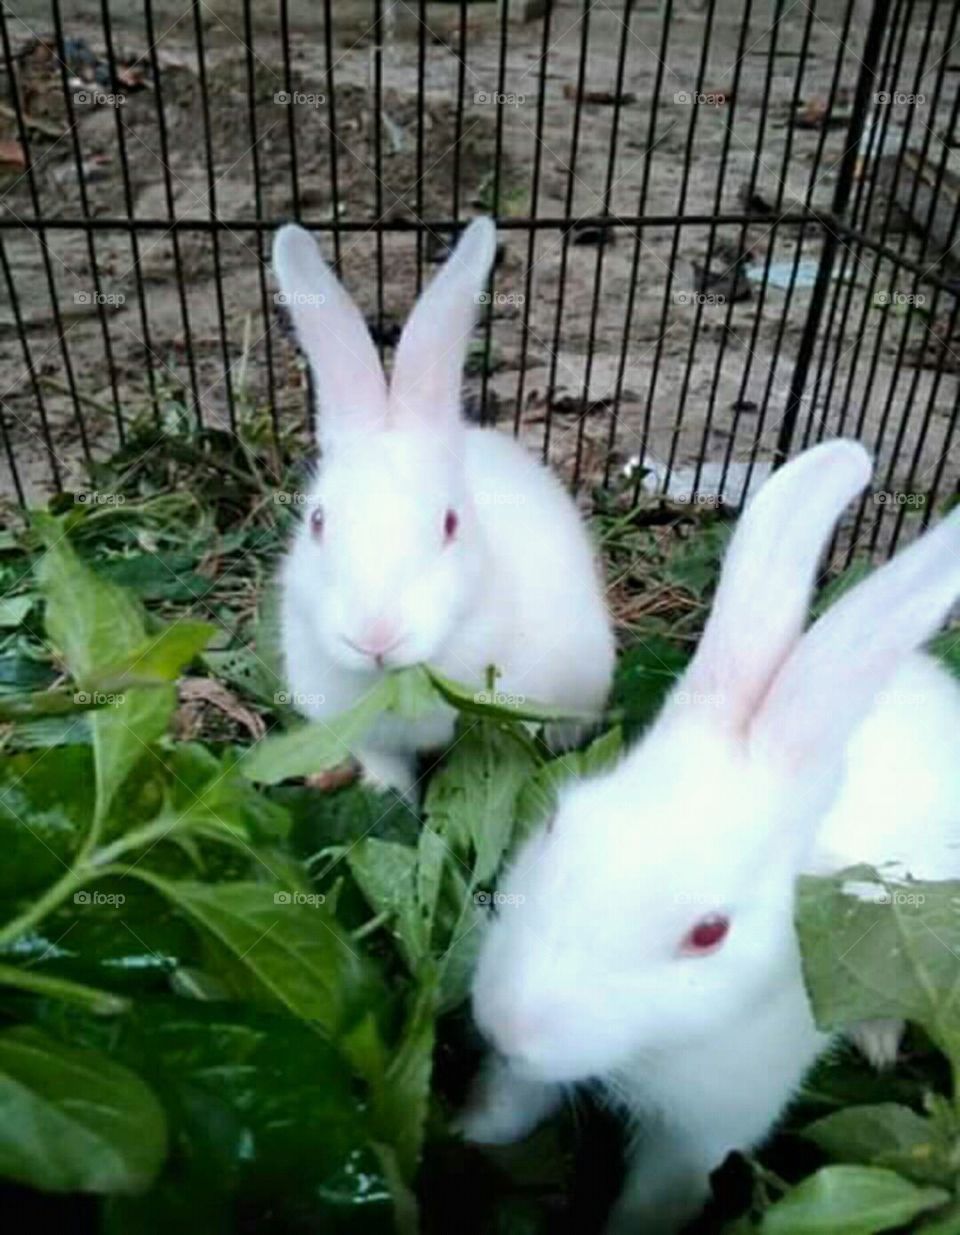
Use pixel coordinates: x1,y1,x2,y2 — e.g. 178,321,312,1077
673,440,872,734
388,217,497,431
273,225,389,444
753,504,960,774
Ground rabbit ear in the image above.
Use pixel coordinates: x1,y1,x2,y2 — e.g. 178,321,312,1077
388,217,497,431
753,505,960,774
674,440,872,734
273,224,389,443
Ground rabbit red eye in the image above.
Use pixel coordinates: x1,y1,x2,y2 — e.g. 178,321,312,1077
310,506,324,539
680,914,729,956
443,509,459,541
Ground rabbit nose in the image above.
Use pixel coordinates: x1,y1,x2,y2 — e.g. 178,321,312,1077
349,619,401,663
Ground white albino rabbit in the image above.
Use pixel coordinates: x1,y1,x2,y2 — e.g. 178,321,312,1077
274,219,615,797
462,439,960,1234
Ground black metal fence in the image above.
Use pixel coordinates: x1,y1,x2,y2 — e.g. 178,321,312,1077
0,0,957,558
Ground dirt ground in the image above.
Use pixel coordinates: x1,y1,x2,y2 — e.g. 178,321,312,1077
0,0,957,550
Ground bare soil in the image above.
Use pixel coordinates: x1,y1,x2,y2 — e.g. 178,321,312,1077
1,0,957,551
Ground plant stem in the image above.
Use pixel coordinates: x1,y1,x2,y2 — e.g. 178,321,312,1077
0,962,129,1015
0,813,183,951
0,864,91,951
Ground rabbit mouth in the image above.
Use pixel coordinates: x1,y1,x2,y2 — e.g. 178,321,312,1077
340,633,411,669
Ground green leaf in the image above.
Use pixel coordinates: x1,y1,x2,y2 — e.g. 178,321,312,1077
425,721,537,884
425,665,588,724
610,637,688,739
348,838,426,970
100,620,216,683
135,875,379,1036
370,969,440,1182
0,745,93,901
759,1165,948,1234
34,513,146,681
803,1104,953,1186
0,595,32,628
0,1025,167,1194
40,998,392,1233
33,517,193,821
515,726,622,837
796,868,960,1064
241,678,395,784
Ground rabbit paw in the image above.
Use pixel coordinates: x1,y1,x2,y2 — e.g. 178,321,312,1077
358,749,417,800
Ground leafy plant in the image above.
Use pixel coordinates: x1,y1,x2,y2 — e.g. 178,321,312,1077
0,496,958,1234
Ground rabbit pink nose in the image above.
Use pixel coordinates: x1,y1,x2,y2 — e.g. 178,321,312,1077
350,618,401,661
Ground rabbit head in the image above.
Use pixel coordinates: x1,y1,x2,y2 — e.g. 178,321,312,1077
274,219,497,671
471,441,960,1083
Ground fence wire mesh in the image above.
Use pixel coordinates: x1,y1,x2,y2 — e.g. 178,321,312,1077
0,0,957,559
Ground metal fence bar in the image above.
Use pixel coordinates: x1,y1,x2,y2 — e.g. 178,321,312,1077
775,0,894,465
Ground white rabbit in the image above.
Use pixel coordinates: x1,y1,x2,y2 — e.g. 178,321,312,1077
274,219,615,798
461,439,960,1234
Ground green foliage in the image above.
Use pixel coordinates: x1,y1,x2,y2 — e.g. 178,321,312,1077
0,500,959,1234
